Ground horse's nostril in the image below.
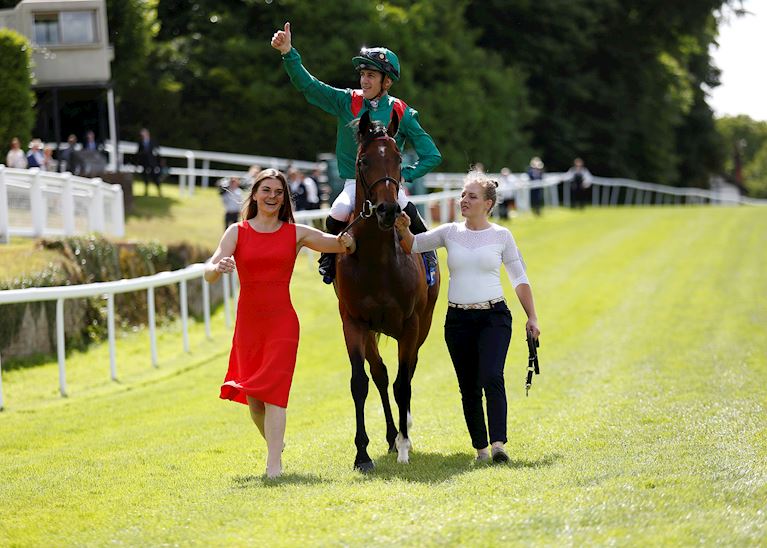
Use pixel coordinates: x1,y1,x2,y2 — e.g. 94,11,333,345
376,203,385,213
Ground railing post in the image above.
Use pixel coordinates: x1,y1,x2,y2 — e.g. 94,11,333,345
148,286,158,367
180,279,189,353
202,158,210,188
625,187,634,206
112,184,125,237
202,272,211,340
90,179,105,233
30,168,45,237
222,272,232,328
0,166,9,244
107,293,117,380
186,151,196,196
56,298,68,397
0,350,5,411
563,180,571,208
62,172,75,236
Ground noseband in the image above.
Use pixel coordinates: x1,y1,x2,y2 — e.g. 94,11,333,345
340,136,401,235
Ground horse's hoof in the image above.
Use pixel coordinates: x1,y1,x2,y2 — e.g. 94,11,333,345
388,444,397,454
354,460,375,473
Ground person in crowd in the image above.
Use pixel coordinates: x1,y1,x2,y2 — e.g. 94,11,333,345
84,130,99,152
564,157,593,209
136,128,162,196
204,168,356,479
395,169,541,464
527,156,545,216
59,134,79,173
272,21,441,284
221,176,243,229
6,137,27,168
42,144,55,171
26,139,45,169
497,167,517,220
288,167,309,211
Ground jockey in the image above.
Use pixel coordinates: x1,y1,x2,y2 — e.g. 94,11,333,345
271,22,442,283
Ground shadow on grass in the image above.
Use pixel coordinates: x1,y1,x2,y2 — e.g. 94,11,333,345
231,473,330,488
128,194,180,219
360,451,562,483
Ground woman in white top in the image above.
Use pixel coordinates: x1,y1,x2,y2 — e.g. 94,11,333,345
395,169,541,463
5,137,27,169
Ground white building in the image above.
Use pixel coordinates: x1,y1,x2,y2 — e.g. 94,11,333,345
0,0,117,166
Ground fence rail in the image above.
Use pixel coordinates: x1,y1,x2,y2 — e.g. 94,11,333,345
0,165,125,244
0,263,239,411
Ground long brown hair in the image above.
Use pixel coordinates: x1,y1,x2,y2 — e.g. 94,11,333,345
242,168,295,223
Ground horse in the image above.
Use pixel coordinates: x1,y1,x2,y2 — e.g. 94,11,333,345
334,110,440,472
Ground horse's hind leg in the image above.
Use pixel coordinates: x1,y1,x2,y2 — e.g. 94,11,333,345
342,318,374,472
366,333,398,453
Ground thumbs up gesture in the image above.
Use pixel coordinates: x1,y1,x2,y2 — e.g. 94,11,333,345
271,22,292,54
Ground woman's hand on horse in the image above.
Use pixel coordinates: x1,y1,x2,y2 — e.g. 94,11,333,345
271,22,292,54
395,212,411,233
216,256,236,273
337,232,356,254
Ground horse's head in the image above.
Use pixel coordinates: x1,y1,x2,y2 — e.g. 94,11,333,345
356,110,402,230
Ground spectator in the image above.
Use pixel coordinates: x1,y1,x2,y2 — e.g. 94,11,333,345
527,156,545,216
565,157,593,209
5,137,27,168
288,167,309,211
43,144,55,171
497,167,517,220
26,139,45,169
84,130,99,152
136,128,162,196
59,134,79,173
221,177,243,230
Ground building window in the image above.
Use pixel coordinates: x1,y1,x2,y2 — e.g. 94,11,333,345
33,11,97,46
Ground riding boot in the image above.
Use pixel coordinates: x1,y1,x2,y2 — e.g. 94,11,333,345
403,202,438,283
318,216,347,284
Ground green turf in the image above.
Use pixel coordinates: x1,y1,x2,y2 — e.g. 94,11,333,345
1,206,766,545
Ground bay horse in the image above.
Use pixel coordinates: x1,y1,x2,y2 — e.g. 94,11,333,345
334,110,440,472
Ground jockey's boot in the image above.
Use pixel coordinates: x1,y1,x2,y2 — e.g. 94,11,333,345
404,202,438,284
318,216,347,284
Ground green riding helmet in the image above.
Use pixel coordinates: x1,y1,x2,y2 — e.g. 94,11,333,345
352,47,400,82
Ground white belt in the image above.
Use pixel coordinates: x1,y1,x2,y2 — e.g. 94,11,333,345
447,297,506,310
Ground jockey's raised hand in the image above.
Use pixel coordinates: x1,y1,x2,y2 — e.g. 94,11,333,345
271,22,292,54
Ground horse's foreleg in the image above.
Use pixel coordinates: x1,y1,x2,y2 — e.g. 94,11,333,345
393,319,420,464
342,318,374,472
366,333,398,453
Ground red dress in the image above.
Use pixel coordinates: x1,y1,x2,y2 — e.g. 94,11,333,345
220,221,299,408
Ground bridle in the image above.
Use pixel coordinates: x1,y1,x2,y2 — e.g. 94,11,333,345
340,135,401,235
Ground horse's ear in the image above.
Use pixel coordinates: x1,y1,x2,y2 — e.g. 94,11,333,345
387,112,400,138
359,110,371,138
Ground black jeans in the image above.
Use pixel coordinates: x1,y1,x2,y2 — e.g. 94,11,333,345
444,301,512,449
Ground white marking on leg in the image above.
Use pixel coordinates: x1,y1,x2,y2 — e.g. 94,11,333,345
395,432,411,464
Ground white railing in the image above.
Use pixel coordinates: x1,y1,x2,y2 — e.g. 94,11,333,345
422,173,767,208
0,165,125,244
0,264,239,410
105,141,322,196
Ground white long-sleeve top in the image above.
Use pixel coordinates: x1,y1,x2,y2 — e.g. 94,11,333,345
411,222,530,305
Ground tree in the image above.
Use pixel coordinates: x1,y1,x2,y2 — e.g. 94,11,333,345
0,29,35,156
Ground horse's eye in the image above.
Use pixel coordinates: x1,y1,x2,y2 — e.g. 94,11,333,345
359,157,368,167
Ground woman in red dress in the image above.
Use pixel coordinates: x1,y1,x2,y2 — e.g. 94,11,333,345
205,168,355,478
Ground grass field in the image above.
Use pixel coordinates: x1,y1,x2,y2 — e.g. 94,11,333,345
1,205,766,545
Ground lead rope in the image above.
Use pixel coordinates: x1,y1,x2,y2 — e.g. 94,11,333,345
525,330,540,396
